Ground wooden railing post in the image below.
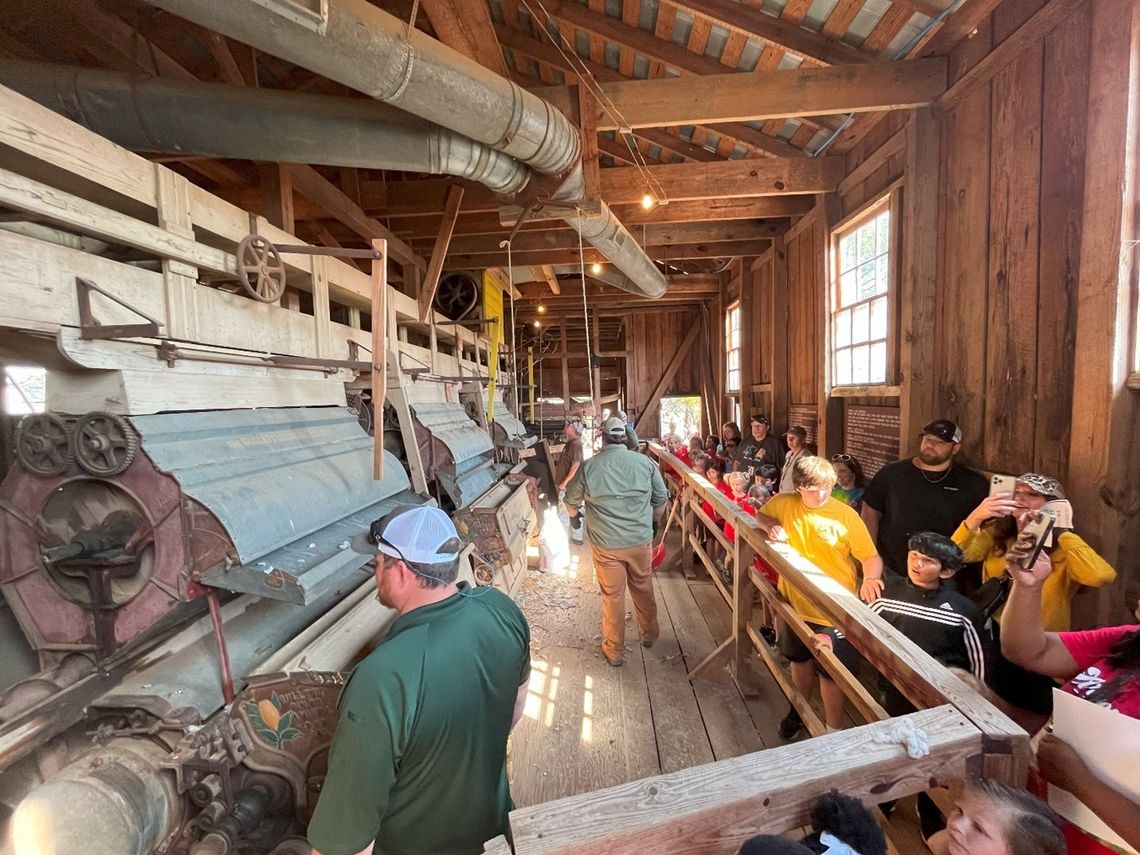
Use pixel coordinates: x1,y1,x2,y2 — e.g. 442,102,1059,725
680,485,695,578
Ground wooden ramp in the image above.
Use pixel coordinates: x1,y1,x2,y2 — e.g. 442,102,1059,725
508,539,787,807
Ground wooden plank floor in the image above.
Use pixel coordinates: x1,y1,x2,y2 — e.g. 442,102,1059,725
508,538,786,807
505,536,937,854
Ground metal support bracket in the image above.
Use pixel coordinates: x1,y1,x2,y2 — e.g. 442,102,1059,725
76,277,161,340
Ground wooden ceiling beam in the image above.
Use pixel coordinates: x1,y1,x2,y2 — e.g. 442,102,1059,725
420,219,783,254
500,24,810,157
598,136,671,165
445,238,770,266
419,0,510,76
602,156,842,202
534,59,946,130
670,0,873,66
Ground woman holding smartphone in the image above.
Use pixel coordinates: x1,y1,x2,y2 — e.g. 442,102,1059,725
952,473,1116,731
1001,556,1140,854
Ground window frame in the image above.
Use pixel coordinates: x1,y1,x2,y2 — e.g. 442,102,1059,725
725,301,742,394
829,195,898,391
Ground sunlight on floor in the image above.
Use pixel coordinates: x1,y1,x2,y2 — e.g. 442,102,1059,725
524,658,561,728
581,674,593,744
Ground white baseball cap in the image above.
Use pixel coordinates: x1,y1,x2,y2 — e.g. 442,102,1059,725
350,505,465,565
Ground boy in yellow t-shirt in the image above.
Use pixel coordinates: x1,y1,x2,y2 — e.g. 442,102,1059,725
755,456,884,739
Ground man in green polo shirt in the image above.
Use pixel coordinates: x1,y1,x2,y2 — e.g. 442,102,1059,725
307,505,531,855
565,416,667,666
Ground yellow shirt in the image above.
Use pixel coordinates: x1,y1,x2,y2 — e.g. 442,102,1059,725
764,494,879,627
951,525,1115,631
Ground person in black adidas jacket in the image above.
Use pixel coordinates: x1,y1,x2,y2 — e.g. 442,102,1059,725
869,531,987,717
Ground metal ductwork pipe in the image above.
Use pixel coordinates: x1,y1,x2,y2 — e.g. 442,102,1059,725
0,61,530,196
139,0,668,298
143,0,579,176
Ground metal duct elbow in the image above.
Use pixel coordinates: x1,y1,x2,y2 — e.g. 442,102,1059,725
563,203,668,299
144,0,579,175
0,61,530,196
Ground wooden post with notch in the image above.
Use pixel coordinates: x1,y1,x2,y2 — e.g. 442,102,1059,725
372,239,387,480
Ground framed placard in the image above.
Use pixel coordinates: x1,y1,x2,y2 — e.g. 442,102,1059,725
787,403,818,445
843,404,900,478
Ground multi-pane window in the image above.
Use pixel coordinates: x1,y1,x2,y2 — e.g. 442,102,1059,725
725,303,741,392
833,206,891,386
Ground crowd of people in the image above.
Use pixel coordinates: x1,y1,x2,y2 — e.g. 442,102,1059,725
295,409,1134,855
655,413,1137,855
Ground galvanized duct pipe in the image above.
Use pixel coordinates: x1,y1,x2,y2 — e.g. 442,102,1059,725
0,61,529,196
144,0,579,176
139,0,667,298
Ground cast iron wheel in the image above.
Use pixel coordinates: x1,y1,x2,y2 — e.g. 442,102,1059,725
15,413,73,476
433,273,479,320
237,234,287,303
73,412,137,477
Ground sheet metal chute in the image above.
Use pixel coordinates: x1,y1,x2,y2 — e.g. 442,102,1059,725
484,390,537,452
0,406,420,663
408,401,510,509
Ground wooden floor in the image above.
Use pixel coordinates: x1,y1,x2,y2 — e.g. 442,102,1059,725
507,537,789,808
506,536,932,854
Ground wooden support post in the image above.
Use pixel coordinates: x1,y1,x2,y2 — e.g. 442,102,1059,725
418,184,464,322
732,536,759,694
312,256,331,358
898,108,941,453
738,257,756,416
680,485,695,579
560,324,570,419
770,235,789,431
576,84,602,201
528,347,536,421
258,163,295,234
371,238,387,481
634,321,701,434
1069,0,1138,623
153,166,197,341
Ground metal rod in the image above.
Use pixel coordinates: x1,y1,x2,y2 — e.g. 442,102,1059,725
206,589,236,705
274,244,383,259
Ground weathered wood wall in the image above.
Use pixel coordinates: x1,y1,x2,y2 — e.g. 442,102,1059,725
737,0,1138,619
625,309,705,430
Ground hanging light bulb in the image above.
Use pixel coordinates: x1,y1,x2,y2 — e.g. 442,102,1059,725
590,261,602,275
537,304,546,313
533,320,542,328
641,192,656,210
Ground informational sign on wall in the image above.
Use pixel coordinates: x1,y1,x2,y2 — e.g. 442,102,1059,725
843,404,900,479
787,403,818,445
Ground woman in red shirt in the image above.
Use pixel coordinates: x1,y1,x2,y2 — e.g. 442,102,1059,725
1001,552,1140,853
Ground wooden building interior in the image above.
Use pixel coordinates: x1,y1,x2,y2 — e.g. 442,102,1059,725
0,0,1138,851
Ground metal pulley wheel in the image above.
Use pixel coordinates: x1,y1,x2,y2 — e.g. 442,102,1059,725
237,234,287,303
433,273,479,320
15,414,73,476
73,412,138,477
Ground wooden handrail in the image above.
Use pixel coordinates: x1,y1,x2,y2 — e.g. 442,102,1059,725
647,443,1029,784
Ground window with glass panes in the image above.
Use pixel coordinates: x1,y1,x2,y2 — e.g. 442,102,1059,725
833,206,891,386
725,304,741,392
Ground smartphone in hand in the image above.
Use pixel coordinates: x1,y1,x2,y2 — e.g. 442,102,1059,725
1013,510,1056,570
989,473,1017,496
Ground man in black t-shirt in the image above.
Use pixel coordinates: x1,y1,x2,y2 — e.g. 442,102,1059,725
733,413,785,482
860,419,988,576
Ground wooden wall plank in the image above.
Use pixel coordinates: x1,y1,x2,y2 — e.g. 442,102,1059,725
1033,15,1090,479
982,42,1043,475
935,85,992,466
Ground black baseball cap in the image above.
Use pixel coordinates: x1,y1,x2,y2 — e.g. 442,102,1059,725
921,419,962,444
750,414,770,425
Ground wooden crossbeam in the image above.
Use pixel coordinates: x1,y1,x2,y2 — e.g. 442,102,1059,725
418,184,464,322
538,264,561,296
602,157,843,203
423,220,782,255
593,59,948,129
447,238,771,266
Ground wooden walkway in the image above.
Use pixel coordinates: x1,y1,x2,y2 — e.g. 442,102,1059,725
505,538,932,854
507,538,789,808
